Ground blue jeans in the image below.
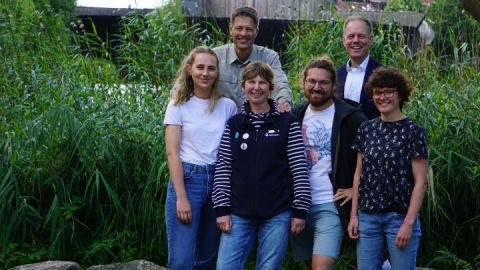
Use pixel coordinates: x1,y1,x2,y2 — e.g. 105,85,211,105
357,211,421,270
165,162,220,270
216,211,292,270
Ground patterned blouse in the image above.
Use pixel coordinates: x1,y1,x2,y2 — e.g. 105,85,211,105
352,117,428,213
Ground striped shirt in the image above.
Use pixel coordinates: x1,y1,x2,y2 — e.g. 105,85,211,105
213,101,311,219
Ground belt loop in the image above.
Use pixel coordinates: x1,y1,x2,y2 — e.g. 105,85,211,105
192,164,198,173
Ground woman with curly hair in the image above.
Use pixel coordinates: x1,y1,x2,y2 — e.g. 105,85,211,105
347,67,428,270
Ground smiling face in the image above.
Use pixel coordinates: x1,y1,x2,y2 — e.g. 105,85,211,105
230,15,258,56
342,19,373,67
304,67,334,111
372,87,401,116
187,52,218,97
243,75,270,110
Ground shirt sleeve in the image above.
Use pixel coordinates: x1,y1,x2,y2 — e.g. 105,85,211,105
409,124,428,158
266,51,293,104
163,99,182,126
212,124,233,217
352,122,366,152
286,121,311,219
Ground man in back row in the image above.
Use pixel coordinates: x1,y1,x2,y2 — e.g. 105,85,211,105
214,6,292,111
336,15,384,120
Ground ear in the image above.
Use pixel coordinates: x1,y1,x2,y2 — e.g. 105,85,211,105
186,64,192,76
342,35,347,47
367,35,373,45
229,24,234,37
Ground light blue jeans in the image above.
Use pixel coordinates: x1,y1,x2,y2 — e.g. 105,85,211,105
216,211,292,270
165,162,220,270
357,211,421,270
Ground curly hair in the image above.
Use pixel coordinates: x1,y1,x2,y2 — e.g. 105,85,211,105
171,46,220,112
365,66,413,109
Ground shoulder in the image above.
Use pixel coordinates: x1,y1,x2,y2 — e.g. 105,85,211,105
254,45,279,58
403,118,426,134
292,101,309,117
336,63,347,73
213,44,230,55
368,57,384,68
361,117,379,129
218,96,236,107
165,98,182,111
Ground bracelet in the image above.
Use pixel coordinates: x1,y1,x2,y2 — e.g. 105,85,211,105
350,215,358,218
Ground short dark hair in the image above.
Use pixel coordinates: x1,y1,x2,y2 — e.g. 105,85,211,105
343,15,372,36
366,66,413,109
300,55,336,86
231,6,259,28
242,61,275,91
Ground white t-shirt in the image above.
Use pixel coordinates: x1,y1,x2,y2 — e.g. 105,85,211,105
163,96,237,165
301,103,335,205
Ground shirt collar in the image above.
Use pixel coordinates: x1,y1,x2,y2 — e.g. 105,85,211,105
346,55,370,72
227,44,257,65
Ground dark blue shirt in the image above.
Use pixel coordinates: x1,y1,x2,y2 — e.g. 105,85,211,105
352,117,428,213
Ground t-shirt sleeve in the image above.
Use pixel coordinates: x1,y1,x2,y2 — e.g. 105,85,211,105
409,124,428,158
352,122,365,152
163,99,182,126
226,98,238,119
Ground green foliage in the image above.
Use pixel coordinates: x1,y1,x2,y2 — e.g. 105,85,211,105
385,0,425,12
0,243,48,269
115,1,197,85
427,0,480,57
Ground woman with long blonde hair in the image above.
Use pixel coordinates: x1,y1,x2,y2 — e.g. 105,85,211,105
164,46,237,269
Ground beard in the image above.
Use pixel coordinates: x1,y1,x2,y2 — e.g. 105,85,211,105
308,91,333,108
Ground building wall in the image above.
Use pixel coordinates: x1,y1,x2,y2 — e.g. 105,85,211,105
183,0,336,20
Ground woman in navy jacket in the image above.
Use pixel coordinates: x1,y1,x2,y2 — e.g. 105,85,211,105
213,61,311,270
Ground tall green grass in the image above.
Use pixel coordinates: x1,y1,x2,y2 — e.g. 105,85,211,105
0,0,198,267
1,0,479,269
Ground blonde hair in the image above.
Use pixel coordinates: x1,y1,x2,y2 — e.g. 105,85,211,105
172,46,220,112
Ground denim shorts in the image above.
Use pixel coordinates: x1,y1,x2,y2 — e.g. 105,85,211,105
291,202,343,260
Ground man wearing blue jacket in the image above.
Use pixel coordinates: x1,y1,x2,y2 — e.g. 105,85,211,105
336,15,384,120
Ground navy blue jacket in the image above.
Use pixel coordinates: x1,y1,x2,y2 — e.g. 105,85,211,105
213,100,311,220
335,57,383,120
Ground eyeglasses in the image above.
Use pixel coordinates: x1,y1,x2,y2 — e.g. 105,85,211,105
305,79,332,87
373,89,397,98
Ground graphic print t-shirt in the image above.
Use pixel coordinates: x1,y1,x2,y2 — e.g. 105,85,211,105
301,104,335,204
